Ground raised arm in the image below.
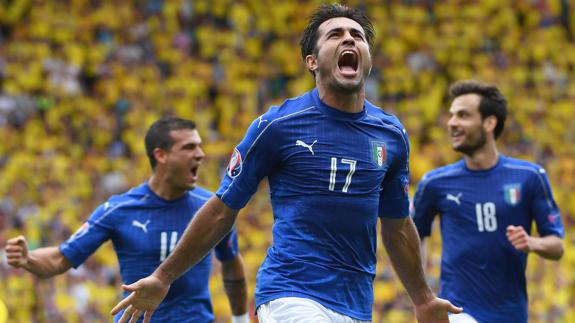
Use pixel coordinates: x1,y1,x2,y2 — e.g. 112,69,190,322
380,217,462,323
5,235,72,278
222,255,249,323
111,196,239,323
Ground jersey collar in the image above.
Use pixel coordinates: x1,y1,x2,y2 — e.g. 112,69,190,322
311,88,367,121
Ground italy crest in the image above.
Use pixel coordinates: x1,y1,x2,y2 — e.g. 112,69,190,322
371,141,387,168
503,184,522,206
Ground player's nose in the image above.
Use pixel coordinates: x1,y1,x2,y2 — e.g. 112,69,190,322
341,31,355,46
195,147,205,160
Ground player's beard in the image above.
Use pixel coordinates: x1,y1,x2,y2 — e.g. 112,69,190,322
453,127,487,156
331,77,364,93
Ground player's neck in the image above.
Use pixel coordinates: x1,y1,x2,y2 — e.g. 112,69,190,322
463,143,499,170
148,174,186,200
317,86,365,113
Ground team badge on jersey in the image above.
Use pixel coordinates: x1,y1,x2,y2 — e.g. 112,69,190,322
370,141,387,168
226,147,243,178
503,184,522,205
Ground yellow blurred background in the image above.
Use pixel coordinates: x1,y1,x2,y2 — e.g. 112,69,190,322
0,0,573,322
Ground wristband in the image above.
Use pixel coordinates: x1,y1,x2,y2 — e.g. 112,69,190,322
231,313,249,323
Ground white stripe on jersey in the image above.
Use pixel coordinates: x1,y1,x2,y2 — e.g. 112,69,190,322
503,164,554,208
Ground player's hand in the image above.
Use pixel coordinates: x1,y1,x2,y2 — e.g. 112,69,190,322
5,235,30,268
111,275,170,323
506,225,532,253
415,297,463,323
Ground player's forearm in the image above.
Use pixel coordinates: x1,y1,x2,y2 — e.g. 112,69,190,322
420,238,428,271
222,255,248,315
381,217,434,305
153,196,238,284
23,247,72,278
531,235,563,260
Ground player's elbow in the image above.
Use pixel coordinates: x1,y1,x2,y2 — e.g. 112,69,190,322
550,244,564,261
544,237,564,261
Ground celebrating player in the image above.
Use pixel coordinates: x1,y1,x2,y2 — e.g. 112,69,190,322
5,117,248,323
111,4,461,323
412,80,564,322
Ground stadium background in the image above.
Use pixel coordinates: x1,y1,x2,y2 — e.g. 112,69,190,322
0,0,574,322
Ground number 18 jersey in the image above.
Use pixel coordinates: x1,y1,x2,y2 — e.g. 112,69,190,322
412,156,564,323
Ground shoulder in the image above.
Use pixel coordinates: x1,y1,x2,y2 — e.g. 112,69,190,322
365,103,408,141
500,156,547,176
244,91,316,145
420,161,465,186
260,90,316,124
365,103,405,129
187,186,213,202
95,184,150,216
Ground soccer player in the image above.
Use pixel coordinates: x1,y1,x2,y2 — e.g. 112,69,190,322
111,4,462,323
412,80,564,323
5,117,249,323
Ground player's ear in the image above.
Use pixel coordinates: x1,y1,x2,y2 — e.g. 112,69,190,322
483,115,497,134
153,147,168,165
305,54,318,75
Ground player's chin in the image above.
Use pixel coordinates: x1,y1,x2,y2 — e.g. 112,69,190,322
334,78,363,93
182,180,197,190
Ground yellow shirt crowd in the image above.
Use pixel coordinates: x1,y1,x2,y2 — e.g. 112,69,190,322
0,0,573,322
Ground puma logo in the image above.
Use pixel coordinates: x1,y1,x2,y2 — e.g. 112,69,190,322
258,116,268,128
446,193,462,205
132,220,150,233
296,139,317,155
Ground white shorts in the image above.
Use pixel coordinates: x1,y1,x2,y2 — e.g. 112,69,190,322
257,297,370,323
449,312,479,323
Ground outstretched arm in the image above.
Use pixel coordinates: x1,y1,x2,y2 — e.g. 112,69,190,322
111,196,239,323
222,255,249,322
380,217,462,323
506,225,563,260
5,235,72,278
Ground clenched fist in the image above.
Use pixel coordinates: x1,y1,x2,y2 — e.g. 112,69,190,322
506,225,531,253
5,235,30,268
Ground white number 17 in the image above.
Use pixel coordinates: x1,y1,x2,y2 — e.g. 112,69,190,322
329,157,357,193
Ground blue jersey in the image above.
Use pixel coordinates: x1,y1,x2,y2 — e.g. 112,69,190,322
216,88,410,320
59,183,239,323
412,156,564,323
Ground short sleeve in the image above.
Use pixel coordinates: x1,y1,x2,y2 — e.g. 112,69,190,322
529,168,564,238
378,128,410,218
411,175,438,238
214,227,239,262
216,114,280,209
59,204,113,268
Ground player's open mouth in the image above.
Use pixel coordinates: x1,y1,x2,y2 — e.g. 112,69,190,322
338,50,358,74
451,130,463,141
190,166,199,178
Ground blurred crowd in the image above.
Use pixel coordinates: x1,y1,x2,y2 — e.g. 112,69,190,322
0,0,574,322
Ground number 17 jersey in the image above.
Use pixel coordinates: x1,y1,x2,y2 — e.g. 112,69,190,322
216,88,410,321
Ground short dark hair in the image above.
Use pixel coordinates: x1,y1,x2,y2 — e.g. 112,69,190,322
449,80,508,139
145,117,197,169
299,3,375,60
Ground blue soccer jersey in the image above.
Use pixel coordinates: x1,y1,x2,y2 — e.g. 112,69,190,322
59,183,239,323
412,156,564,323
216,88,410,320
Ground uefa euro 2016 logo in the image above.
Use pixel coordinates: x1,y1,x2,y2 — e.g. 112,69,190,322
226,147,243,178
